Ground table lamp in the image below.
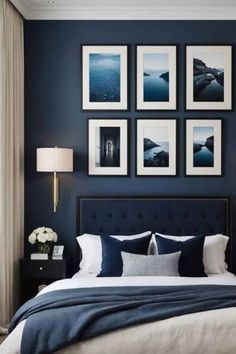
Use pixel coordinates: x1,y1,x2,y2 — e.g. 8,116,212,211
37,147,73,212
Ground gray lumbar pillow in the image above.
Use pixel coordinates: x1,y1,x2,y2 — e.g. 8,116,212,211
121,251,181,276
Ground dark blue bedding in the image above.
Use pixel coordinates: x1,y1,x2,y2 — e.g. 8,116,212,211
10,285,236,354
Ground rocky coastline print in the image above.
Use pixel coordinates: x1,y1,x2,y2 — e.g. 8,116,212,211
193,126,214,167
144,138,169,167
193,54,224,102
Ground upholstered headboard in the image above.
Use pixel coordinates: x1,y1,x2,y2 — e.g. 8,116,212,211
77,196,232,270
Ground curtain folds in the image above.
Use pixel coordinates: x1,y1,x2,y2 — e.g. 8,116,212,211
0,0,24,326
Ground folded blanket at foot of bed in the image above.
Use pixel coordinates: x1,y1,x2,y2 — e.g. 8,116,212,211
9,285,236,354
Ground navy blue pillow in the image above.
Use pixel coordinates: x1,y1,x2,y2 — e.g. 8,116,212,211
98,234,151,277
155,235,207,277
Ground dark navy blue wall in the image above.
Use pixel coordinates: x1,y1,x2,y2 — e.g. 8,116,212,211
24,21,236,267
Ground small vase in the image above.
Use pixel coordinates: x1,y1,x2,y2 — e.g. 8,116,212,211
38,243,51,254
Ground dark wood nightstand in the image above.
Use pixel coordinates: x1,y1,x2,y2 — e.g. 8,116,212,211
20,258,70,305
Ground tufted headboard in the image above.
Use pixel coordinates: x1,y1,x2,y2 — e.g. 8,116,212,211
77,196,232,270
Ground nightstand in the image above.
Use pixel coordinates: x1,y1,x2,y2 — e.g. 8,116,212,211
20,258,69,305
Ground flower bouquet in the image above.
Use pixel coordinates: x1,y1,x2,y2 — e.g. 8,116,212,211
28,227,58,254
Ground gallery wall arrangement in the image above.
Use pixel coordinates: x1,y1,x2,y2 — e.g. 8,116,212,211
24,20,236,268
84,44,229,177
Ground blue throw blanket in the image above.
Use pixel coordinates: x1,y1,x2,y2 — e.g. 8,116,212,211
10,285,236,354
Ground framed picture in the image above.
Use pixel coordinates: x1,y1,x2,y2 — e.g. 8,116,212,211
136,45,177,110
185,119,222,176
82,45,128,111
186,45,232,110
136,119,177,176
88,119,128,176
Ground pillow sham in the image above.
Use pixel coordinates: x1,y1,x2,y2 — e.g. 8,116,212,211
121,251,180,277
77,231,152,274
154,233,229,274
98,233,152,277
155,235,206,277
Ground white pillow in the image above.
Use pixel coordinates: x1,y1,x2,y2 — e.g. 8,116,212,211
77,231,152,275
153,233,229,274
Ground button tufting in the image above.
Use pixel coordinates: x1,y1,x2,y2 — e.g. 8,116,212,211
93,214,97,219
169,214,173,219
185,214,189,219
139,213,143,219
107,214,112,218
122,214,127,219
153,214,157,219
116,228,120,233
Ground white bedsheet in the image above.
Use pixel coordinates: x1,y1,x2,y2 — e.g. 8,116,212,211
39,270,236,295
1,272,236,354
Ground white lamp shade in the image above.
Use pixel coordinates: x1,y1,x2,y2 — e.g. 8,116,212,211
37,147,73,172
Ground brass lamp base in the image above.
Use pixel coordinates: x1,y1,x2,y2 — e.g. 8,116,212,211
53,171,59,213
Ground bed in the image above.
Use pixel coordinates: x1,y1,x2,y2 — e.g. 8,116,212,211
1,196,236,354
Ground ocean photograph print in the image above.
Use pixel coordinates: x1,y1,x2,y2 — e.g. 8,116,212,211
136,119,177,176
185,119,222,176
186,45,232,110
136,45,177,110
82,45,128,110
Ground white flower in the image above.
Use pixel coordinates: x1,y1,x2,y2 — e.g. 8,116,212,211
45,227,53,233
46,232,54,242
28,232,37,244
37,232,47,243
35,226,46,233
52,232,58,242
29,226,58,245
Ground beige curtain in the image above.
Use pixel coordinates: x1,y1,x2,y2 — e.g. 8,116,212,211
0,0,24,326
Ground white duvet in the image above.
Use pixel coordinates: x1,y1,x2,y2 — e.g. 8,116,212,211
1,272,236,354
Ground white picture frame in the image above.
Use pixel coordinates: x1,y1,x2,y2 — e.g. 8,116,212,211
186,45,232,110
136,119,177,176
185,119,222,176
88,118,128,176
82,45,128,111
52,245,64,258
136,45,177,110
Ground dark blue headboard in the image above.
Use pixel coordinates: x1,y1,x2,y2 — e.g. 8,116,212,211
77,196,232,269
